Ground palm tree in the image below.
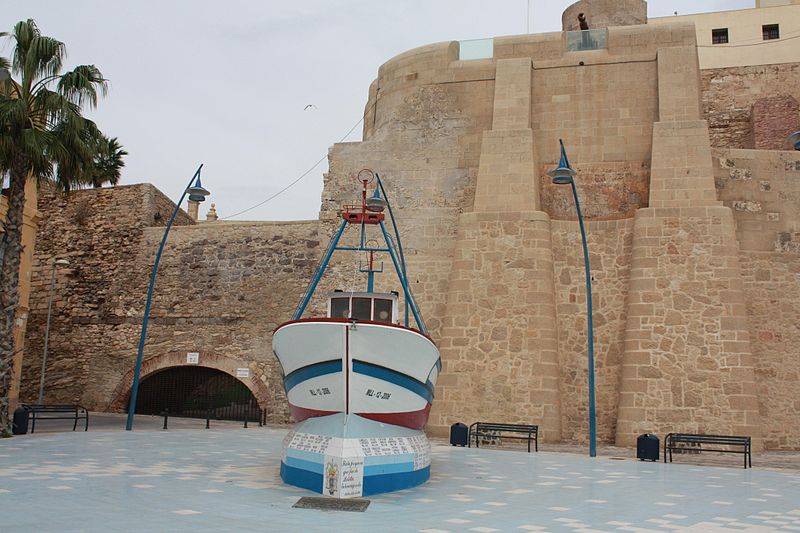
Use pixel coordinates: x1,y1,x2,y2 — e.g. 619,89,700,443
0,19,108,435
52,120,126,191
87,135,127,188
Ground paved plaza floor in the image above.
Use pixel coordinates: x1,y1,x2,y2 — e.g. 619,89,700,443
1,417,800,532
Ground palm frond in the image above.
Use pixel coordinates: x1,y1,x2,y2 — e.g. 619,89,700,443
29,88,80,129
58,65,107,108
11,21,65,97
0,96,29,132
11,19,40,72
22,35,65,90
19,127,55,180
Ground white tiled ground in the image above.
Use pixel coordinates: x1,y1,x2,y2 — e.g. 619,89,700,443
1,427,799,532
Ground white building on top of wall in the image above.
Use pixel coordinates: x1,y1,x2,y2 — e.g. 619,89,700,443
650,0,800,69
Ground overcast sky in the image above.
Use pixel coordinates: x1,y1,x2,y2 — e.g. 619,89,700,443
4,0,753,220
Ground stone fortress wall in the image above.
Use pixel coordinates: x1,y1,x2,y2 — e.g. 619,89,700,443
21,0,800,449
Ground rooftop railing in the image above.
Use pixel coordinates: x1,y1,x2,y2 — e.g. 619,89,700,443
459,38,494,60
566,29,608,52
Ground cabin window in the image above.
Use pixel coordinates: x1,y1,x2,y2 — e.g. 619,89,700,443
374,299,393,322
712,28,729,44
330,298,350,319
763,24,779,40
352,298,372,320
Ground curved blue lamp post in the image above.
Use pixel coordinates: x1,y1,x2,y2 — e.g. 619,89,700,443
548,140,597,458
125,165,210,431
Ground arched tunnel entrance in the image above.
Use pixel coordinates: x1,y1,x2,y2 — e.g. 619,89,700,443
132,366,260,422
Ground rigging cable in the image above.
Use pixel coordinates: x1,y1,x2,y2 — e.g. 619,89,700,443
220,100,377,220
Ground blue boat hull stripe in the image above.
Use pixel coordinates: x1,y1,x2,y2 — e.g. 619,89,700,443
352,360,434,403
283,359,435,403
283,359,342,393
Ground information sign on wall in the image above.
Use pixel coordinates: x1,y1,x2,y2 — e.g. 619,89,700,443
236,368,250,378
186,352,199,364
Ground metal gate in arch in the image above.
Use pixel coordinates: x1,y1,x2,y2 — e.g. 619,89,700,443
133,366,260,422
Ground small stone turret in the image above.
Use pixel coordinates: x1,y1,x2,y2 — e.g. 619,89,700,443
562,0,647,31
206,203,218,222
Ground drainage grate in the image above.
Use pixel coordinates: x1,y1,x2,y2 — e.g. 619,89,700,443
293,497,371,512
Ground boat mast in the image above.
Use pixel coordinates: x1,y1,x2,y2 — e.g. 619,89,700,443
291,169,426,334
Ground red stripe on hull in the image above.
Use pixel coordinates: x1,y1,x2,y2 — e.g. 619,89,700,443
289,404,337,423
357,403,432,430
289,403,432,431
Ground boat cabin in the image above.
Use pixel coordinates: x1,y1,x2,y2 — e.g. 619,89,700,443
327,291,399,324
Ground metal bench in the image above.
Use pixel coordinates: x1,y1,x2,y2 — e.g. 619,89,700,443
468,422,538,453
664,433,751,468
23,404,89,433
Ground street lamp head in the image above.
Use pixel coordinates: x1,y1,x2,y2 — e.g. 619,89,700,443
547,138,576,185
548,166,576,185
54,259,70,267
187,175,210,203
365,183,388,212
789,131,800,151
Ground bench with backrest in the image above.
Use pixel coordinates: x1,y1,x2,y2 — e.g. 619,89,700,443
23,404,89,433
664,433,751,468
468,422,538,453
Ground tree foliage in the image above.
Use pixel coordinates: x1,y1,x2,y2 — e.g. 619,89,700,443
0,19,119,435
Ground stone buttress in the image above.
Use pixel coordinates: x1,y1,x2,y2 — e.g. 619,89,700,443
615,45,762,447
429,58,562,441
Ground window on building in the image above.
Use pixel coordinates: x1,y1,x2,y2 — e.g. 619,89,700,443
712,28,729,44
763,24,780,40
711,28,729,44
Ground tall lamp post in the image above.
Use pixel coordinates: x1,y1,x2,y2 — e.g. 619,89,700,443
38,258,70,404
548,139,597,458
125,165,210,430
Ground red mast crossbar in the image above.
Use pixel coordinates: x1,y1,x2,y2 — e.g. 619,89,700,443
341,205,385,224
340,173,385,224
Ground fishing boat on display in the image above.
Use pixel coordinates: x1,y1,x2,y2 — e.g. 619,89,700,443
273,169,440,499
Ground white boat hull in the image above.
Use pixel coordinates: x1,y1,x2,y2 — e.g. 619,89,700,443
273,319,440,430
